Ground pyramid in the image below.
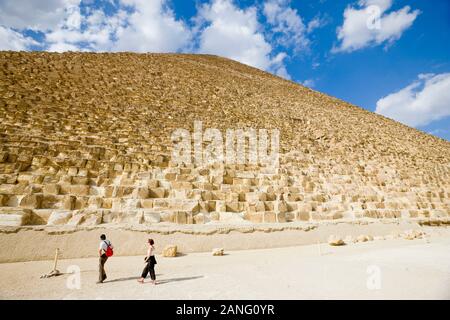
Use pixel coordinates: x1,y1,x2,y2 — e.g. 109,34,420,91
0,51,449,227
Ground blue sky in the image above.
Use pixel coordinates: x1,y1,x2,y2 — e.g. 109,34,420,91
1,0,449,140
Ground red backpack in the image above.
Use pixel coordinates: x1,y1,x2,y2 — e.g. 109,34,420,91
104,241,114,257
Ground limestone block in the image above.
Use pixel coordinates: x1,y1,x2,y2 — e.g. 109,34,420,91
401,229,425,240
198,201,210,213
41,195,65,209
68,167,78,176
219,212,245,223
43,184,60,195
133,187,149,199
193,213,208,224
102,210,136,224
201,191,213,201
74,197,89,210
283,193,303,201
72,177,88,185
19,194,42,209
62,195,75,210
88,197,103,209
296,211,310,221
140,199,154,209
0,208,32,226
225,192,239,202
328,235,345,246
153,199,169,209
173,211,193,224
70,185,90,196
356,235,369,242
240,192,262,203
246,212,263,223
211,191,225,201
212,248,224,256
149,188,166,198
172,181,193,190
274,200,287,213
210,212,220,221
143,211,160,224
0,195,7,206
67,213,85,226
47,210,73,225
181,200,200,213
165,172,177,181
225,201,240,213
104,186,114,198
144,180,159,188
162,245,177,257
78,168,88,177
0,184,17,195
297,202,312,214
207,201,217,212
286,202,298,212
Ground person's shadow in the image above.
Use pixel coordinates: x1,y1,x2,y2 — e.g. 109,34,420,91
105,275,203,284
156,276,204,285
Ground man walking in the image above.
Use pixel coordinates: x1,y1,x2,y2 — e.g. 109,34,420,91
97,234,113,284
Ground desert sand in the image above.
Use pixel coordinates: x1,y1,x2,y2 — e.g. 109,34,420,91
1,229,449,300
1,219,446,262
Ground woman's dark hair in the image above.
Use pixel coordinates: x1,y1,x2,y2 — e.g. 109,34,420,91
148,239,154,245
100,234,106,240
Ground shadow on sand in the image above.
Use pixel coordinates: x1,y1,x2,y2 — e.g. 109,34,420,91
105,273,164,283
156,275,204,285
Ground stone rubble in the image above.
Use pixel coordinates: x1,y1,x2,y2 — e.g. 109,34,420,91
162,245,177,257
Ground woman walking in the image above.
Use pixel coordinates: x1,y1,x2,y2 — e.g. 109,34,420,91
138,239,157,284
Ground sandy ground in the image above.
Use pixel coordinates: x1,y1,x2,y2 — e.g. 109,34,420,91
1,233,449,300
0,219,441,262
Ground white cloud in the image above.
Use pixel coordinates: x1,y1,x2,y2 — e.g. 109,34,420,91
113,0,192,53
334,0,420,53
45,5,127,52
0,0,299,79
0,0,78,31
307,16,327,33
0,26,37,50
271,52,291,80
375,73,450,127
263,0,309,53
301,79,315,87
195,0,291,79
196,0,272,70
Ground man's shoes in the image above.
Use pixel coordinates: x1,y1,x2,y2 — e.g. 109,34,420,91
96,281,103,284
103,275,107,281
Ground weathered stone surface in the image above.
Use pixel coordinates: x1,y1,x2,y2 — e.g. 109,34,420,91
143,211,161,224
0,52,448,228
0,208,32,226
356,235,370,242
402,229,426,240
67,213,85,226
162,245,177,257
43,184,60,195
47,211,73,225
212,248,224,256
19,194,42,209
328,235,345,246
